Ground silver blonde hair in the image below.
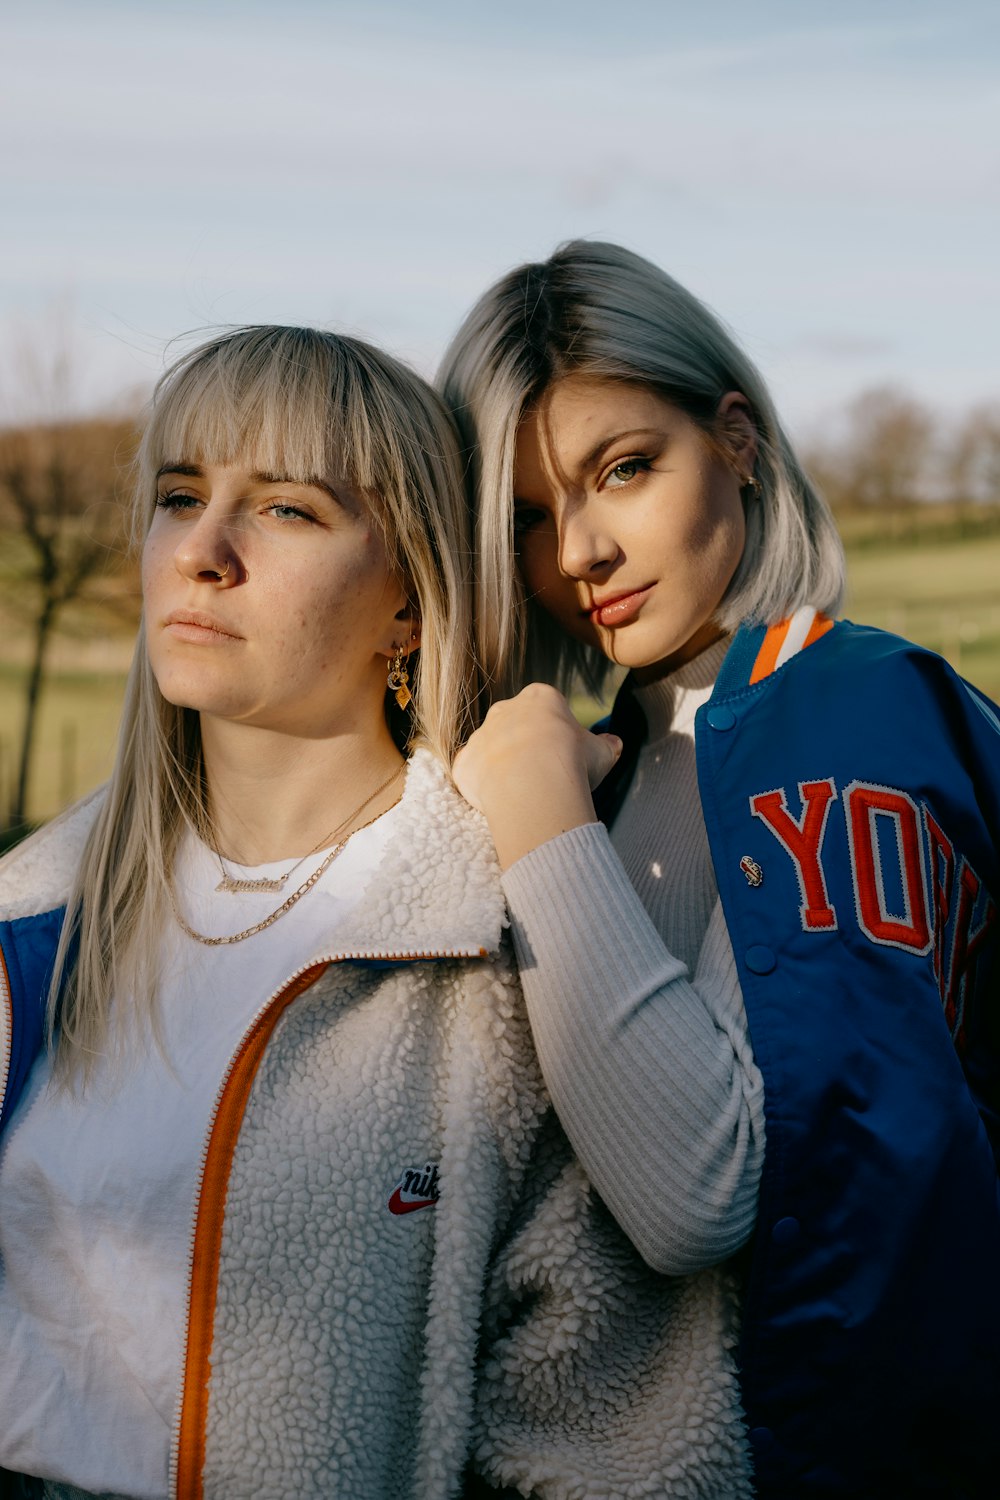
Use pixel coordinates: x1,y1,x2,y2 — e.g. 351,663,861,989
439,239,845,698
47,325,475,1076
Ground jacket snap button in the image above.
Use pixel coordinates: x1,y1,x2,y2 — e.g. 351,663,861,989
706,706,736,731
771,1216,801,1246
745,944,776,974
749,1426,774,1451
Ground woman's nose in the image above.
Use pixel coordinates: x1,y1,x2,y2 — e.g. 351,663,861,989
173,513,241,585
557,504,619,578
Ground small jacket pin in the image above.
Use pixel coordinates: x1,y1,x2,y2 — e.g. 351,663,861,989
740,855,764,887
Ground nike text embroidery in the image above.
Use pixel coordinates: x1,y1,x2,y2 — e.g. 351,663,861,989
387,1161,440,1216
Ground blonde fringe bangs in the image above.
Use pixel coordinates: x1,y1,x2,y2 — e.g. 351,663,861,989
138,332,442,560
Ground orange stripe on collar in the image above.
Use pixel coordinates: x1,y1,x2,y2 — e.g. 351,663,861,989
749,618,791,684
750,609,833,684
803,611,835,650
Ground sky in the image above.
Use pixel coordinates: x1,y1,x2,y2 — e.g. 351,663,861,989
1,0,998,436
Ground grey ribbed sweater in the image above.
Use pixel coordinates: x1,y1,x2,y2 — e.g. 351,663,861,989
502,640,765,1274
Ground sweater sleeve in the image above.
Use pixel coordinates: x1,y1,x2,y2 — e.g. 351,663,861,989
501,820,765,1275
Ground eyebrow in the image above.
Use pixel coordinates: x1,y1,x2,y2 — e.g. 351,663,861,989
156,462,202,480
251,470,339,500
155,463,338,500
575,427,666,474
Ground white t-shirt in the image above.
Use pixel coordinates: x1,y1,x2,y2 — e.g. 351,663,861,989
0,804,401,1498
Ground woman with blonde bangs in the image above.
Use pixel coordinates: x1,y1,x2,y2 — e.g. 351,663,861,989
441,241,1000,1497
0,325,546,1500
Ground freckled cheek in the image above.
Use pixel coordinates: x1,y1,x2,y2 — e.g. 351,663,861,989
140,536,169,605
266,559,391,672
274,603,347,684
264,610,310,677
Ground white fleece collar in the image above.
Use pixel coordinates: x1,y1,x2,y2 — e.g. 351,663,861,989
0,786,104,920
325,749,506,958
0,751,506,956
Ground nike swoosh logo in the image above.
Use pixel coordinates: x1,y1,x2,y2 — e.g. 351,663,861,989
387,1186,438,1215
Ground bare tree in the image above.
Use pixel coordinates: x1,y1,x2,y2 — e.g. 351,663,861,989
0,413,137,827
846,387,936,508
805,387,937,512
943,404,1000,506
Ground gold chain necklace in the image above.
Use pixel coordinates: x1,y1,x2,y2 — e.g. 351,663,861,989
170,763,405,947
214,823,339,894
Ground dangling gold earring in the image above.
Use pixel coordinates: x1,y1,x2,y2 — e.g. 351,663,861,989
387,645,412,710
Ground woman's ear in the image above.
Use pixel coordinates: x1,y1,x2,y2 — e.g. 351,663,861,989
396,597,421,653
716,391,758,474
380,601,421,658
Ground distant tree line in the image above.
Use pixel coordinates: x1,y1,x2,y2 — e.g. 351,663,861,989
803,387,1000,511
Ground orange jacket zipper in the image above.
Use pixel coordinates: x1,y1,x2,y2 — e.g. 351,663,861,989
170,942,486,1499
0,945,12,1131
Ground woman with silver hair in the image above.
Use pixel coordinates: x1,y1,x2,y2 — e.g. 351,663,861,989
441,241,1000,1498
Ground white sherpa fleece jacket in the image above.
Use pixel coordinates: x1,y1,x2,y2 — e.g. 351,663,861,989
0,751,752,1500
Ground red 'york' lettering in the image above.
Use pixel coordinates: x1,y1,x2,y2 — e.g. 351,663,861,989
923,807,996,1047
750,780,838,930
924,810,955,990
943,859,997,1048
844,782,931,954
748,777,996,1054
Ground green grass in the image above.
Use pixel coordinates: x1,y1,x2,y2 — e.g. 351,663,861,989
0,661,128,824
843,533,1000,699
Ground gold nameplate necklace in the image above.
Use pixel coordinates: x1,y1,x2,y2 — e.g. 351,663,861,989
215,831,331,894
170,762,405,947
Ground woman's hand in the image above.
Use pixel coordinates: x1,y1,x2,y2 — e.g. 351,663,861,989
453,684,622,870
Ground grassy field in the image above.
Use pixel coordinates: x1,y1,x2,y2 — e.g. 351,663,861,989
842,534,1000,699
0,660,131,827
2,520,999,825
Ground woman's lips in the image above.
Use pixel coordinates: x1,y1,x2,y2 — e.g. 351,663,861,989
164,610,242,643
587,585,654,628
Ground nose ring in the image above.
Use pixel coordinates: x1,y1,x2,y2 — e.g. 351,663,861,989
218,560,231,578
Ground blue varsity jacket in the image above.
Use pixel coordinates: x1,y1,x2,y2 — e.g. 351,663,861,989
597,613,1000,1499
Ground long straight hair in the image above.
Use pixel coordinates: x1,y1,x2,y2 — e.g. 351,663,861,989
438,240,845,699
46,326,476,1077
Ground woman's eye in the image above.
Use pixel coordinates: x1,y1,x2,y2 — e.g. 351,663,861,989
604,458,649,488
155,491,200,512
266,502,314,522
513,505,547,536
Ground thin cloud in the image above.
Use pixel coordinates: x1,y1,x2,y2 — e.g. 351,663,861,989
789,334,899,361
